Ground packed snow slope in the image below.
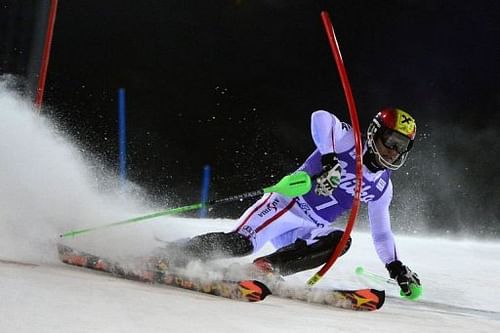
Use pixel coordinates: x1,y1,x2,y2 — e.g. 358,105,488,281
0,80,499,332
1,222,500,333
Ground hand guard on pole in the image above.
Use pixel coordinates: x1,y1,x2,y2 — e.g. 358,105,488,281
315,153,342,196
386,260,422,299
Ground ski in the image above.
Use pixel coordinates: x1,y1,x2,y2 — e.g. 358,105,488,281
223,263,384,311
57,244,271,303
269,282,384,311
57,244,383,310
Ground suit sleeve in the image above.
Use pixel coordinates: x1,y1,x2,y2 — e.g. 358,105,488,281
367,180,399,264
311,110,345,154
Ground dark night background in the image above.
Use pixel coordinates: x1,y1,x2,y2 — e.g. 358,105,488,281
1,1,499,237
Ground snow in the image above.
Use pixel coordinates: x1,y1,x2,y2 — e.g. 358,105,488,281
1,79,499,332
1,226,499,332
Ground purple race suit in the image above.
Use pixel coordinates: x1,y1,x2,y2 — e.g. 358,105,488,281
235,110,399,265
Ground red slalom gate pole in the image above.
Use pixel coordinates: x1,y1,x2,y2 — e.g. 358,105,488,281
307,11,363,286
35,0,59,111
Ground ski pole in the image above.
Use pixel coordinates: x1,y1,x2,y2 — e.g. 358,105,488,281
355,266,398,286
355,266,422,300
59,171,311,238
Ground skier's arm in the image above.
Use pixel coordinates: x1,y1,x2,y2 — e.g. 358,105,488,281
310,110,345,154
368,181,422,298
367,181,397,264
310,110,346,196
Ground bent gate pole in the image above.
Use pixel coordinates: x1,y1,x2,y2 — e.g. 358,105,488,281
307,11,363,286
35,0,58,110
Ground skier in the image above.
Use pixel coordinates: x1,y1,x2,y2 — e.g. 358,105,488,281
164,107,421,298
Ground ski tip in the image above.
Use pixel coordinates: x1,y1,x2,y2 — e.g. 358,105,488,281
371,289,386,309
351,288,385,311
238,280,272,302
56,243,68,254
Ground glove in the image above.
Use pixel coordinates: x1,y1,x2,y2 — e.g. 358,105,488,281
386,260,422,299
315,153,342,196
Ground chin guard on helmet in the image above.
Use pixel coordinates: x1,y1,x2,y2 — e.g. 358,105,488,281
367,108,416,170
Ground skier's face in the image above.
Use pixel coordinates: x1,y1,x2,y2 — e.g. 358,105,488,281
375,137,400,164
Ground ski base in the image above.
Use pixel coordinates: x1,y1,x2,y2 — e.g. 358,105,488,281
57,244,271,302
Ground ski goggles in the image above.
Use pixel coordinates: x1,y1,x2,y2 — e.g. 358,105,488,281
380,129,411,154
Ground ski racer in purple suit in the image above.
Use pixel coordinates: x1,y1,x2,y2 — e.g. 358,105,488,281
166,107,421,298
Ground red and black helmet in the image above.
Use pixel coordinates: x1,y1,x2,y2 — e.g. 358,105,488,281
367,108,417,170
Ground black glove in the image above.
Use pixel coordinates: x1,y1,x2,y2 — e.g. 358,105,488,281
315,153,342,196
386,260,422,299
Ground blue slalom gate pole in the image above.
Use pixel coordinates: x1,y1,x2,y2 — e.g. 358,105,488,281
199,165,211,218
118,88,127,187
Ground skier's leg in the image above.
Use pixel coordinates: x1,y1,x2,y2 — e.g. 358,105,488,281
159,193,305,267
158,231,253,267
233,193,306,253
180,231,254,260
253,229,352,276
182,192,301,259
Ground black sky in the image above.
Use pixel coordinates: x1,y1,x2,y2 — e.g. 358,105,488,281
3,0,499,235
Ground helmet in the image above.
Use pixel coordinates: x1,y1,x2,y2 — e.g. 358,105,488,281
366,108,416,170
